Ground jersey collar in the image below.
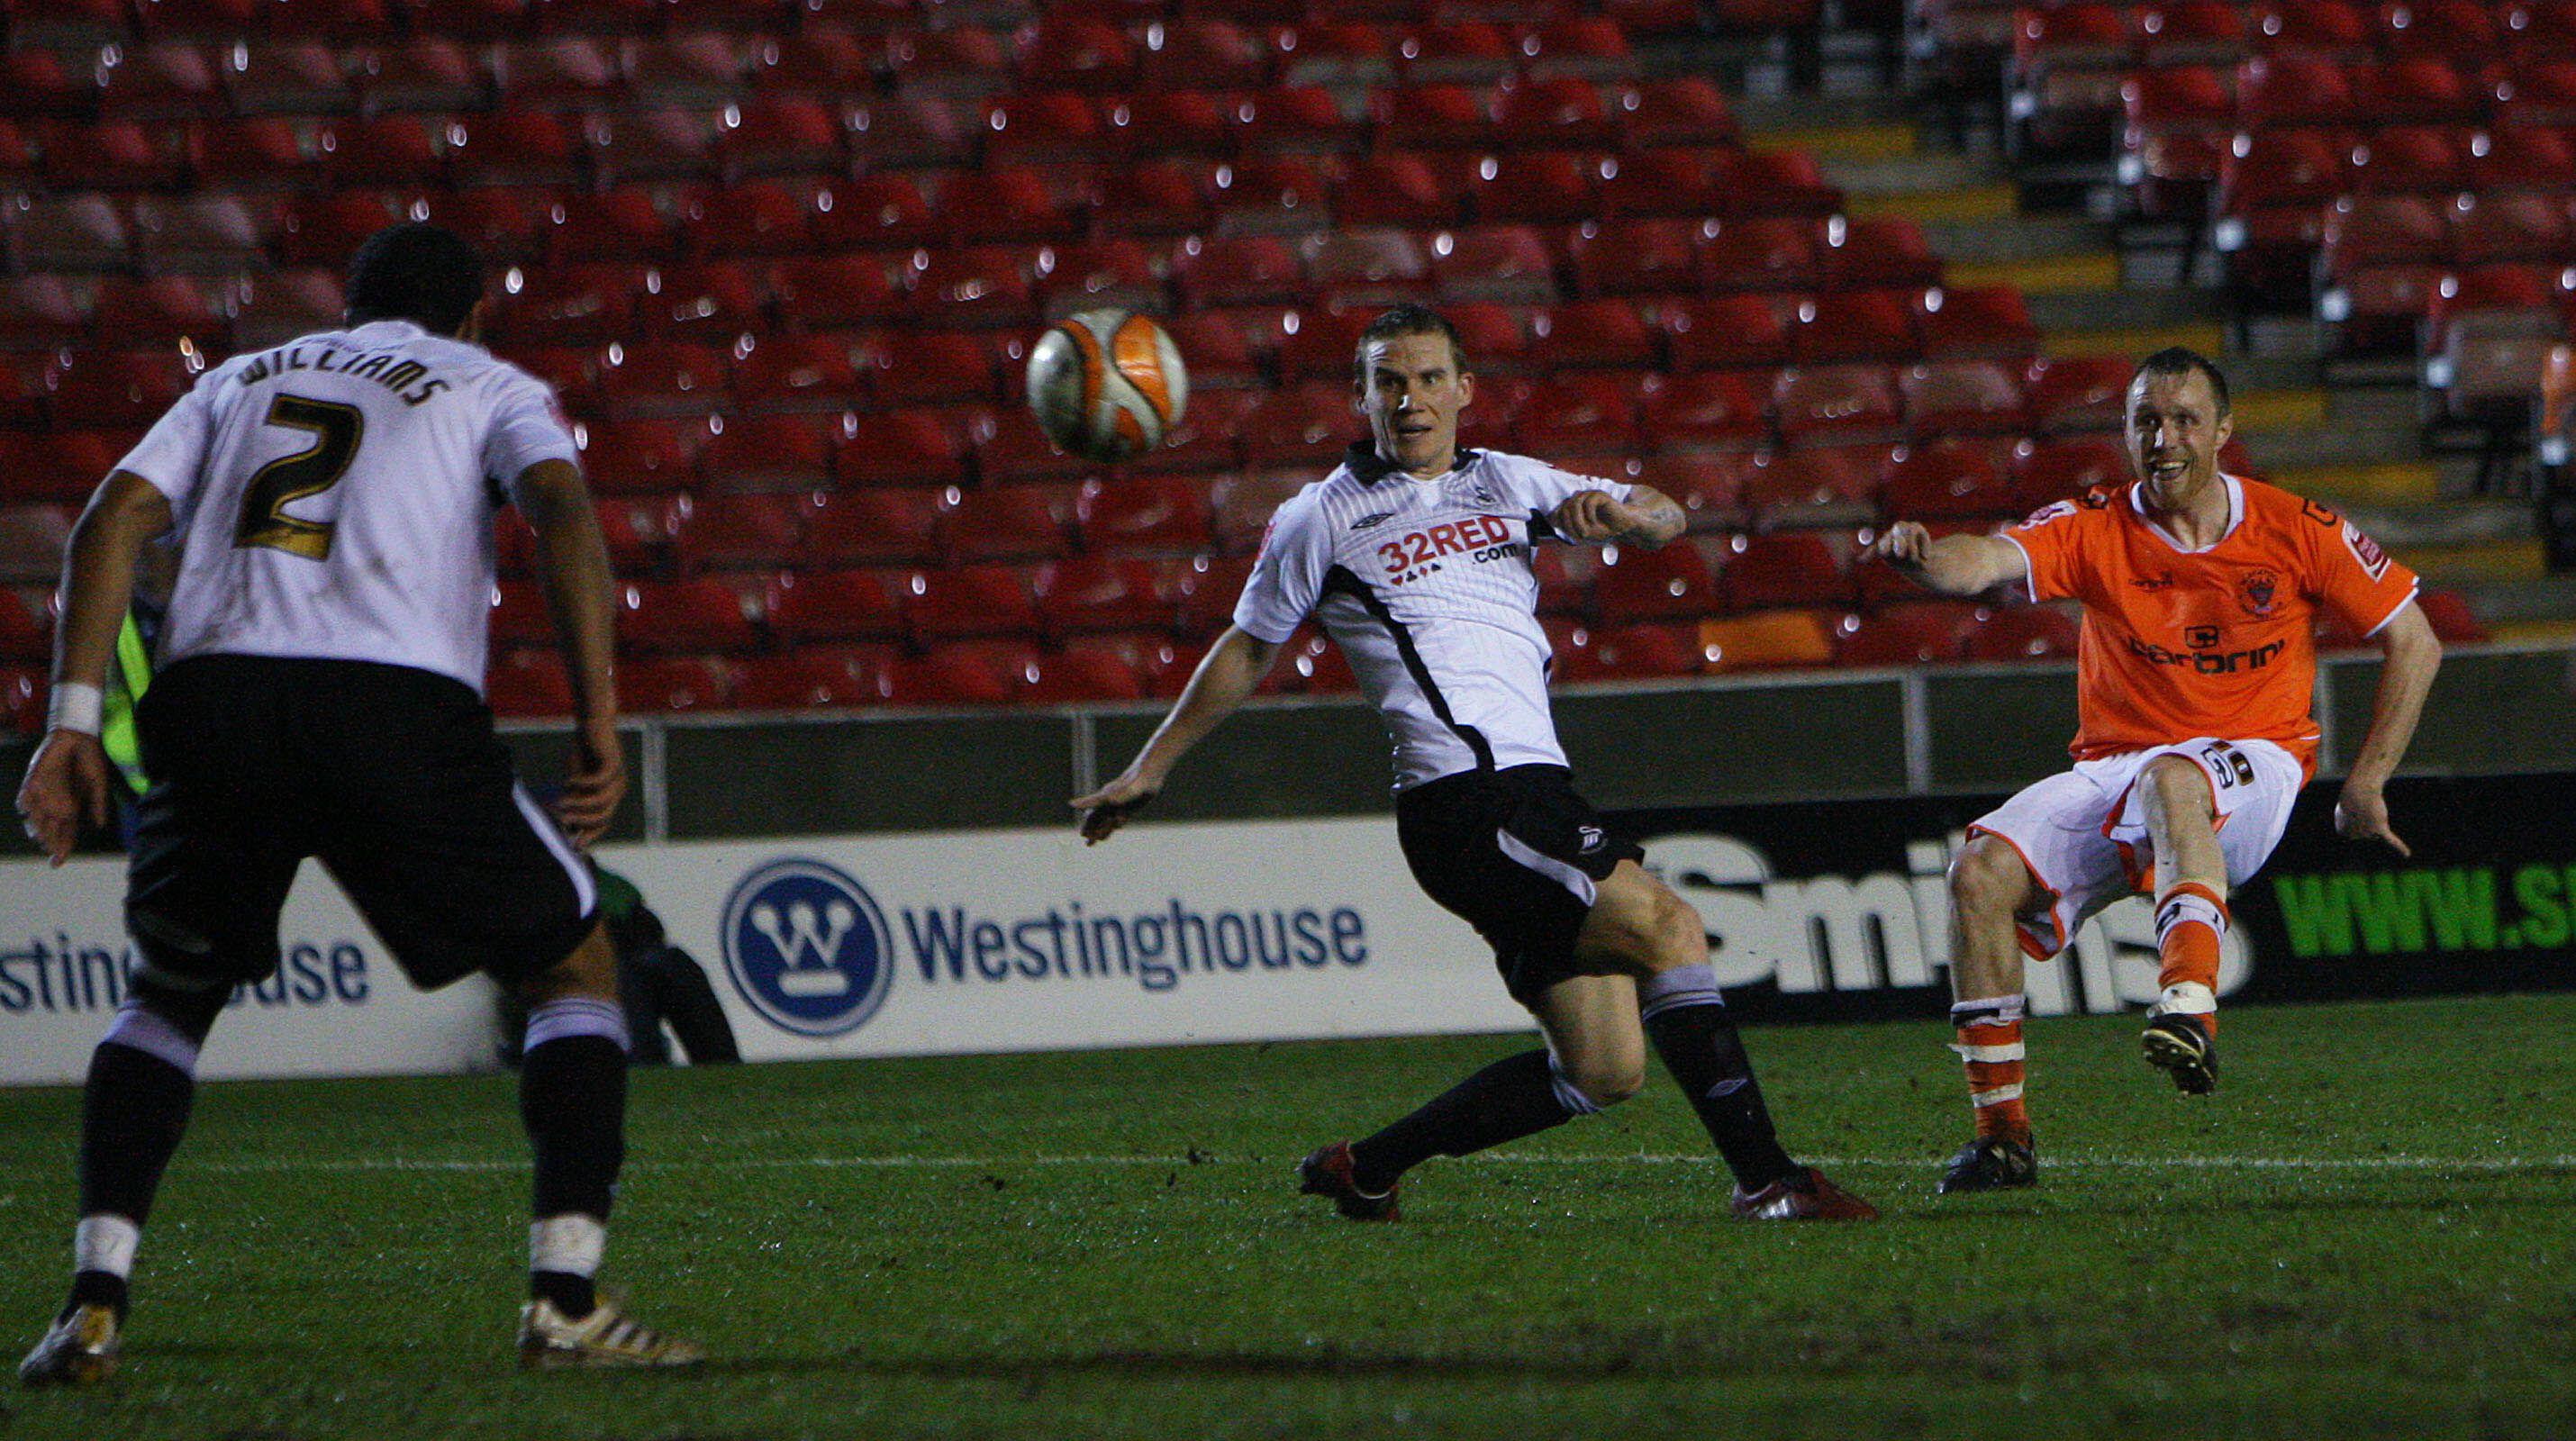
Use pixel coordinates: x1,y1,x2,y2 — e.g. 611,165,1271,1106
2128,473,2244,554
1344,440,1482,485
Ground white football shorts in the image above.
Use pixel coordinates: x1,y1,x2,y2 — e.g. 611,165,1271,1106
1968,737,2307,960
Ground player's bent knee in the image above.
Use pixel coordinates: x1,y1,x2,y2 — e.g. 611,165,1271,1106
1949,836,2035,920
1562,1059,1646,1108
2142,754,2217,824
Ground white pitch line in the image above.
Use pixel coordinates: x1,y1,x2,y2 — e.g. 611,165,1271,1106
141,1151,2576,1177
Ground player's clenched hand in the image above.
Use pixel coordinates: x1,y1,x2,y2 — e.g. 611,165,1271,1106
1876,521,1933,569
1550,489,1641,543
1071,770,1159,846
2334,779,2409,857
15,730,111,867
555,719,625,850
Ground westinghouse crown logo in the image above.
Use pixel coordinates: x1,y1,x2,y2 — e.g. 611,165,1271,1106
720,858,894,1038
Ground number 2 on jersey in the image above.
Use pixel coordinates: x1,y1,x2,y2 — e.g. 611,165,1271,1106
235,394,364,560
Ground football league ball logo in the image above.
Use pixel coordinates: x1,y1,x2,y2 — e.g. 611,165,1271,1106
721,858,894,1037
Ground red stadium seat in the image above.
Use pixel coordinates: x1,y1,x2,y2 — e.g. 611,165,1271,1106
44,351,195,431
1020,648,1151,704
618,577,759,651
1529,300,1659,369
594,340,730,419
1742,444,1886,530
1699,216,1825,293
1492,77,1617,148
668,493,801,572
1837,599,1981,666
1210,471,1312,555
1551,621,1703,682
1173,552,1257,634
2470,126,2576,198
1175,235,1307,308
485,649,574,719
1078,476,1216,554
839,93,971,168
1094,161,1215,237
615,656,740,715
1032,555,1184,633
718,98,843,177
1274,308,1374,383
1598,147,1728,219
1040,238,1166,313
764,567,906,641
2216,128,2351,216
1902,360,2031,437
638,262,764,341
1236,84,1365,154
40,121,186,191
1512,374,1639,457
2351,124,2472,195
1729,151,1843,217
1429,224,1560,305
1822,216,1944,290
799,490,942,568
939,485,1077,565
578,418,701,496
1333,153,1463,229
903,562,1042,640
96,43,225,119
2012,437,2130,509
702,415,838,494
1592,537,1719,622
1568,219,1701,298
732,645,902,711
766,256,907,330
1660,295,1793,371
1469,150,1597,225
1616,77,1737,149
1773,365,1905,446
1019,15,1138,90
731,333,867,414
1380,84,1501,150
873,331,1002,405
132,194,277,272
2024,357,2135,432
1241,384,1357,467
2251,1,2372,55
1639,370,1769,449
1304,227,1435,304
1965,603,2081,660
2237,56,2354,129
2120,65,2236,137
0,276,88,351
984,92,1111,164
2321,193,2451,273
628,32,754,101
1132,386,1256,474
2136,1,2252,66
1791,289,1920,364
884,643,1030,709
1719,530,1854,609
1140,17,1273,89
1634,451,1760,529
839,410,977,488
1882,440,2020,520
2450,195,2575,265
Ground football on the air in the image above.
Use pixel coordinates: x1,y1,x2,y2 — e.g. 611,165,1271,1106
1025,310,1188,464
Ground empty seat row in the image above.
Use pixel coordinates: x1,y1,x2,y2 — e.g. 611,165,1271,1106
2015,0,2576,72
2121,57,2576,137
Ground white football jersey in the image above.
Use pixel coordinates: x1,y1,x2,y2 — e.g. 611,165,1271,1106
1234,445,1633,791
113,320,580,693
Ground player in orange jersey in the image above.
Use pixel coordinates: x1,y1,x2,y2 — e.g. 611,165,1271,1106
1875,348,2444,1193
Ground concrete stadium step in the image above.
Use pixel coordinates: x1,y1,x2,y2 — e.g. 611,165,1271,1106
2336,497,2532,548
2398,538,2548,584
2268,461,2442,506
2025,287,2232,331
1946,251,2120,294
2042,321,2232,358
2469,575,2576,624
1747,121,1919,161
1920,214,2118,265
1814,150,2006,199
2489,617,2576,644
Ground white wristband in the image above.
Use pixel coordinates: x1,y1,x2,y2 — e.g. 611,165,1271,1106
47,681,104,737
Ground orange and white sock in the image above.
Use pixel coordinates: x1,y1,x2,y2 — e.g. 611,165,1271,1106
2152,881,2228,1036
1949,995,2029,1141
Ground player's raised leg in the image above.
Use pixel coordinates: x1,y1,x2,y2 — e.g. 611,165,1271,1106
2137,755,2227,1093
511,922,703,1369
1577,864,1875,1220
1938,834,2042,1193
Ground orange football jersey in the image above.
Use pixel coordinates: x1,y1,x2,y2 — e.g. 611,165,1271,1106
2001,475,2418,772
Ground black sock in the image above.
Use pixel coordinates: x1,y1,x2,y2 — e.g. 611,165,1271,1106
67,1271,128,1322
1641,997,1800,1192
1346,1049,1577,1194
78,1040,198,1226
530,1271,597,1318
519,1034,628,1222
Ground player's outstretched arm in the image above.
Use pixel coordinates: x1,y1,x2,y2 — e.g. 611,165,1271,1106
1873,521,2027,598
516,458,624,847
1072,625,1280,845
1551,485,1684,549
2334,600,2442,856
16,471,172,865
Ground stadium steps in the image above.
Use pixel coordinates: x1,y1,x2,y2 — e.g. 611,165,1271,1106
2271,461,2442,507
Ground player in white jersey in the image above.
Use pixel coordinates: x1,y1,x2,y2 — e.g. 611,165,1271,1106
1075,305,1875,1222
14,225,700,1383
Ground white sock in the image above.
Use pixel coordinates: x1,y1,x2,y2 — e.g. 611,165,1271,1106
530,1214,607,1278
75,1214,141,1279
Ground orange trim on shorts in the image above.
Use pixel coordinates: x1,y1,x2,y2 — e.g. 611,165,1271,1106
1965,823,2071,962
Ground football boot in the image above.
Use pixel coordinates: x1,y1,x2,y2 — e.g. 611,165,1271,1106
517,1296,705,1370
1295,1142,1400,1221
2141,1012,2218,1094
1937,1133,2039,1194
18,1303,120,1388
1729,1165,1880,1220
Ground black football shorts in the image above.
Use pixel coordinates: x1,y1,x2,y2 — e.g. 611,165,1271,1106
1393,763,1645,1007
125,654,597,992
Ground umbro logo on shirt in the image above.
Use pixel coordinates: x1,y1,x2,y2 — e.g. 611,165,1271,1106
1351,512,1397,530
1578,826,1605,854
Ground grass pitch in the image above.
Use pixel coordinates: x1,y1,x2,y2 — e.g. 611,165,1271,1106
2,993,2572,1441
